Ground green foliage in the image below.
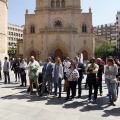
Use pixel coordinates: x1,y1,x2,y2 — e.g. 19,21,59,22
8,48,17,58
95,40,115,58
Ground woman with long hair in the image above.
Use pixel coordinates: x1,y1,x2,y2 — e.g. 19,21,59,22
65,62,79,100
104,58,118,106
53,57,63,98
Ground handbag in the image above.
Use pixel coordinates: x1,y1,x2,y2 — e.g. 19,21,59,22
110,78,117,83
65,79,69,90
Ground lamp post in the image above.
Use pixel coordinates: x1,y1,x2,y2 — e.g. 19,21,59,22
36,51,41,61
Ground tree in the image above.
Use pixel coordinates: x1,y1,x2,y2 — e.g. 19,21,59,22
95,40,115,59
8,48,17,58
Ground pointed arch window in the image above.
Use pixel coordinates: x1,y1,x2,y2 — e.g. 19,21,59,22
62,0,65,7
30,25,35,33
56,0,60,7
51,0,55,7
82,24,87,33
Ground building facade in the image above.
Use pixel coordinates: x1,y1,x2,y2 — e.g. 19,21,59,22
116,11,120,49
94,23,116,46
8,24,24,49
20,0,94,61
0,0,8,62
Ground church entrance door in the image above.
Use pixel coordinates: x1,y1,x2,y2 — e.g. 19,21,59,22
30,51,36,59
54,49,63,59
82,50,88,60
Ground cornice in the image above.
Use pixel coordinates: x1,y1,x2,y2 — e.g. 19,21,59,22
0,0,8,8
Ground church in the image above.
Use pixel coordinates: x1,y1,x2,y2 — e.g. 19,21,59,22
18,0,94,61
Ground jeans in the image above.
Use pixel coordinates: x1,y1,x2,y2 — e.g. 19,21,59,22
42,76,52,94
4,71,10,84
54,78,62,97
106,78,116,102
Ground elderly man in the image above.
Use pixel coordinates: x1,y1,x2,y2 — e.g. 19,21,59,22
41,57,53,96
28,56,40,96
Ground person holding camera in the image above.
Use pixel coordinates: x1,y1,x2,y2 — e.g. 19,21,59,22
86,57,99,104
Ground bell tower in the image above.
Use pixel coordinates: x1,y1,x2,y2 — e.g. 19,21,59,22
0,0,8,62
36,0,81,11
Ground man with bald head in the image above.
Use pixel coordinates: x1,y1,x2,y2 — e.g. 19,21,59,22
28,56,40,96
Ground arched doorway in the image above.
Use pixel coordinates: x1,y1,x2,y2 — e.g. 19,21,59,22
30,51,36,59
54,49,63,59
82,50,88,60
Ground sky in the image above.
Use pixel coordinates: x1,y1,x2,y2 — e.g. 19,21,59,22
8,0,120,26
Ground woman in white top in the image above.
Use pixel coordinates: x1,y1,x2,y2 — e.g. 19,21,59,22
65,62,79,100
104,58,118,106
53,57,63,98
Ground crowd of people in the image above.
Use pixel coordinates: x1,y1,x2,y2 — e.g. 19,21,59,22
0,56,120,106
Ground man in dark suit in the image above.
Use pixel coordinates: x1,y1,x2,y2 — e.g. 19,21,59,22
41,57,53,96
74,56,85,98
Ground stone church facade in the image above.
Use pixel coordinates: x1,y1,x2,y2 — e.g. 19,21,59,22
19,0,94,61
0,0,8,62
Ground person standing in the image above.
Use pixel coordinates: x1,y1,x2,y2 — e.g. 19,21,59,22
28,56,40,96
0,60,2,80
20,59,27,87
74,56,85,98
96,58,104,96
65,62,79,100
104,58,118,106
3,57,10,84
63,57,71,91
86,57,99,104
12,59,20,82
53,57,63,98
41,57,53,96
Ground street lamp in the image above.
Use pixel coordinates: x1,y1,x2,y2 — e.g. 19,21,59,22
36,51,41,61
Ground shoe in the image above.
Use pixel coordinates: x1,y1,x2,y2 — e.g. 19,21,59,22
107,94,109,96
15,80,17,82
86,98,92,103
100,93,103,96
70,97,74,101
107,101,111,104
111,102,116,106
92,99,96,104
58,96,61,98
77,95,81,98
108,102,112,106
20,84,23,87
65,97,69,100
36,92,39,97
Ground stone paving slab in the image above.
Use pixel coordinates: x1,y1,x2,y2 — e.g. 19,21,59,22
0,69,120,120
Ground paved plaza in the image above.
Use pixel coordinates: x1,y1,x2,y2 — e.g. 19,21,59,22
0,68,120,120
